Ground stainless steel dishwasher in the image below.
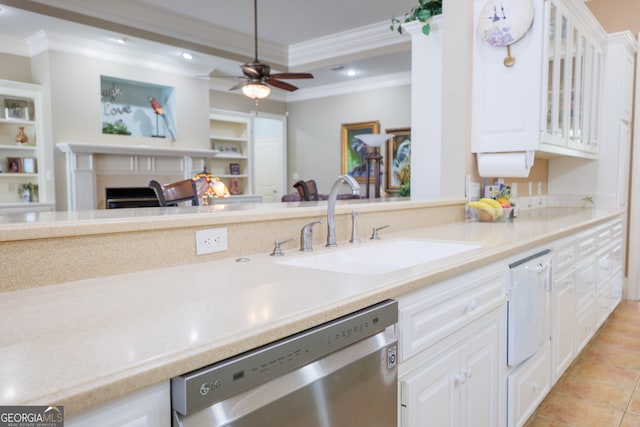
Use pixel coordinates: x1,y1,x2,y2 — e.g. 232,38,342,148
171,299,398,427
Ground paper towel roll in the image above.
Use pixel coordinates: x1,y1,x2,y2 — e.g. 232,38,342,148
477,151,534,178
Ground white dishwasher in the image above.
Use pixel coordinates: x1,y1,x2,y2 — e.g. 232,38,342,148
507,249,552,366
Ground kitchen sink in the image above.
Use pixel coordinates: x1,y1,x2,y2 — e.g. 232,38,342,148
279,239,482,275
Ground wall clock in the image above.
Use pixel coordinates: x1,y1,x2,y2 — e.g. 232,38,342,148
479,0,534,66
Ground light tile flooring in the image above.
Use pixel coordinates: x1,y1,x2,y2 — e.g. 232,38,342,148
526,300,640,427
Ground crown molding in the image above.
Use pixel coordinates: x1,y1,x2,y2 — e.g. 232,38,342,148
25,30,215,78
288,20,410,68
286,71,410,102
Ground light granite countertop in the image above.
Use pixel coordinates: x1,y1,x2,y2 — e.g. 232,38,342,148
0,206,624,415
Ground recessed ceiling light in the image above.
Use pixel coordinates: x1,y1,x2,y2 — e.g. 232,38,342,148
346,69,357,77
115,37,127,44
182,52,193,60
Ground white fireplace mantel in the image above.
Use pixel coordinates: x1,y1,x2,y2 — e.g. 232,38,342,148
57,142,219,158
57,142,219,210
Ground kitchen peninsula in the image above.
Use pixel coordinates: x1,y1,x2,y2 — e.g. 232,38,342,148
0,199,625,425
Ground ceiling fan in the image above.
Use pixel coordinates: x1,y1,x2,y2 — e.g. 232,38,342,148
229,0,314,101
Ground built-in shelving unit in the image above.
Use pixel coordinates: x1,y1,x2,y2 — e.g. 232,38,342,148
208,109,254,198
0,80,54,213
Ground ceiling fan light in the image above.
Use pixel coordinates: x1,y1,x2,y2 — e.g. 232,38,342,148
242,82,271,100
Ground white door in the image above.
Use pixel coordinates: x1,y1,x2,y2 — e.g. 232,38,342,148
253,114,286,202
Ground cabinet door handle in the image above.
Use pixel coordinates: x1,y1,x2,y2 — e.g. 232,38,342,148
454,372,467,385
465,300,478,312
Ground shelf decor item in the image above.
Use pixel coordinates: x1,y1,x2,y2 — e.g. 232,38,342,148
15,126,28,144
230,163,240,175
4,98,29,120
18,182,38,203
7,157,21,173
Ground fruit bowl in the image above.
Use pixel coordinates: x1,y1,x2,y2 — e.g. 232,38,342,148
470,206,513,222
468,199,513,222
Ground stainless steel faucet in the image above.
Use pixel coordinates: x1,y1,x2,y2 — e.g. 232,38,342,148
300,220,322,252
326,174,360,247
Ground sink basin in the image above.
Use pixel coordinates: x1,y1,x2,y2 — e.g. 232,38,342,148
279,239,482,275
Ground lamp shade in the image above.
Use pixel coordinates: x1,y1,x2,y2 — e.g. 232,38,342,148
242,82,271,100
356,133,395,147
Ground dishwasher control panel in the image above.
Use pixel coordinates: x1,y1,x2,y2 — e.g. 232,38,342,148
171,299,398,416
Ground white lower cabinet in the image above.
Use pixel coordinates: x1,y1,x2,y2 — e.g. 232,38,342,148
65,382,170,427
552,267,575,381
507,342,552,427
397,216,625,427
398,263,507,427
400,309,506,427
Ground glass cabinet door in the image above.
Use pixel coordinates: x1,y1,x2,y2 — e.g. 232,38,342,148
556,12,570,146
544,2,572,147
542,2,557,144
587,48,602,153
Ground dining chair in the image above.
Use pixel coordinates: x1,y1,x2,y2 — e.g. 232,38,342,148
149,179,199,206
293,179,320,201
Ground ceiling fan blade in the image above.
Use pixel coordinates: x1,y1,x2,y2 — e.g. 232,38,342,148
229,81,246,91
266,78,299,92
270,73,314,80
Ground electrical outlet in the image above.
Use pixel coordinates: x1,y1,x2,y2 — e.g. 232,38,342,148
196,228,228,255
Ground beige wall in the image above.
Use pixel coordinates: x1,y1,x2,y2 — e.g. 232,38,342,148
587,0,640,34
286,85,411,192
0,52,32,83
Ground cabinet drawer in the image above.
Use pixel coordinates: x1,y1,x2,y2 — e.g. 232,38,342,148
611,219,624,240
399,265,506,361
577,232,597,258
553,239,576,273
595,224,613,249
508,343,551,427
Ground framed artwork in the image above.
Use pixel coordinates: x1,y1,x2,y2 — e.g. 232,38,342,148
4,99,29,120
229,163,240,175
22,157,37,173
341,121,380,183
385,127,411,192
7,157,22,173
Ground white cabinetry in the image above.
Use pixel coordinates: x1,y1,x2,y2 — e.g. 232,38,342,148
398,264,507,427
401,313,504,427
548,31,637,207
65,382,170,427
0,80,54,212
209,109,254,198
574,230,597,353
551,237,576,382
472,0,606,161
507,342,552,427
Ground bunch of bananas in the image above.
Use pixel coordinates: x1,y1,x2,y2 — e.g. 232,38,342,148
468,198,505,222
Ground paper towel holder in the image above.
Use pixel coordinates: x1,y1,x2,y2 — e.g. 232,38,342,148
476,150,535,178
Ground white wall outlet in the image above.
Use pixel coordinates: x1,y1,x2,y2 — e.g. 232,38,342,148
196,228,228,255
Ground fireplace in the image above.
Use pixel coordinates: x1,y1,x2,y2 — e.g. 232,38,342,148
57,143,218,210
105,187,160,209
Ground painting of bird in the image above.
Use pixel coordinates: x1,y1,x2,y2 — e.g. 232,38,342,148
148,96,176,141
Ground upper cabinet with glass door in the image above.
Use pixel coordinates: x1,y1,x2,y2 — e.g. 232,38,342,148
472,0,606,160
540,0,606,157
